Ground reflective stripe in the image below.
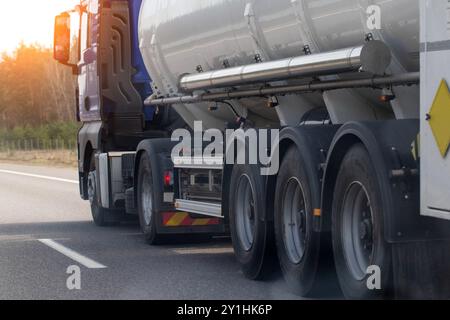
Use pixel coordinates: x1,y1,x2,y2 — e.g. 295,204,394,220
165,212,188,226
162,212,220,227
192,219,211,226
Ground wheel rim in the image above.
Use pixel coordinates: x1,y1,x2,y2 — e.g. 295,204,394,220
235,174,256,252
141,171,153,226
87,171,96,205
282,177,307,264
341,181,374,281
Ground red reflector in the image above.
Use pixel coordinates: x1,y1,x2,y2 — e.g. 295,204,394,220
379,95,396,102
164,171,173,186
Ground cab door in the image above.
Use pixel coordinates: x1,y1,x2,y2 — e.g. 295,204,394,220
78,0,101,122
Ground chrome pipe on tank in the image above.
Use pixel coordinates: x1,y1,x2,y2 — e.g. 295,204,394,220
147,72,420,106
179,41,391,93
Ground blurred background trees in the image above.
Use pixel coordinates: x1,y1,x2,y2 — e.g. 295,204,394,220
0,44,78,148
0,43,77,126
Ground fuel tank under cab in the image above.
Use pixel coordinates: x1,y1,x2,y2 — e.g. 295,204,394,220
138,0,420,129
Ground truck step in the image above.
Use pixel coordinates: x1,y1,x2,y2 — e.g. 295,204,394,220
173,156,223,170
175,199,222,218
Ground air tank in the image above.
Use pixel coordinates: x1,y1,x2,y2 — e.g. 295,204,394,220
138,0,420,129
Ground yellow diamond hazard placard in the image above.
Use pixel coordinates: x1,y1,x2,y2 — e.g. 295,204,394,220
428,80,450,158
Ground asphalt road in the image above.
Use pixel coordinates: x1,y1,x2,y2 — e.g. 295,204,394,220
0,162,341,300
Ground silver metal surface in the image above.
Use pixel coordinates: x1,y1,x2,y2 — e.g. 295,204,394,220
282,177,307,264
179,42,391,92
146,73,420,106
141,168,153,225
341,182,374,281
109,153,126,205
139,0,420,128
87,171,97,205
173,156,224,170
98,153,110,209
235,174,256,252
175,199,223,218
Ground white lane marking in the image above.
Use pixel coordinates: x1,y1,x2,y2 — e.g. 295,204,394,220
38,239,107,269
0,235,70,243
0,235,34,242
0,169,78,184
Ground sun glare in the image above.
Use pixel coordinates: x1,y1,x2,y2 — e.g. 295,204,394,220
0,0,80,53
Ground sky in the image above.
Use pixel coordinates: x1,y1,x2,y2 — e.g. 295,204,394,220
0,0,80,53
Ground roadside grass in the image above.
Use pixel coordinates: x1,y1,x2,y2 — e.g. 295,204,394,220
0,149,77,167
0,122,79,167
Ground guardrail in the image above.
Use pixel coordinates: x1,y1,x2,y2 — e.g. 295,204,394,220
0,139,77,152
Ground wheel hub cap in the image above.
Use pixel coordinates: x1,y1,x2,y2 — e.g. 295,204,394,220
87,171,96,205
341,182,375,281
235,175,256,252
282,178,307,264
141,172,153,226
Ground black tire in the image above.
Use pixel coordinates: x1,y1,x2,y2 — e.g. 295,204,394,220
137,152,164,245
331,144,392,300
90,199,109,227
274,146,322,296
229,164,275,280
88,155,119,227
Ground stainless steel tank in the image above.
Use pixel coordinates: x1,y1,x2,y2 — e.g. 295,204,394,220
138,0,420,129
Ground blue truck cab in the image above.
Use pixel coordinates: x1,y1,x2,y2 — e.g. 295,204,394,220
53,0,221,236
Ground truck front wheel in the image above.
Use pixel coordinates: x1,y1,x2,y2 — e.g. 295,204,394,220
137,153,164,245
88,155,119,227
229,164,275,280
88,170,106,226
331,144,392,299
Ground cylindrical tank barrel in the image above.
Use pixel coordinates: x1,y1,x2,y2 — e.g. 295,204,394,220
138,0,420,128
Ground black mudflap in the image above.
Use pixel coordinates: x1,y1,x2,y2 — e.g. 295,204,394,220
392,240,450,299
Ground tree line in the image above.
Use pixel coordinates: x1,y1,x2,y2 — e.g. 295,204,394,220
0,44,78,148
0,44,77,129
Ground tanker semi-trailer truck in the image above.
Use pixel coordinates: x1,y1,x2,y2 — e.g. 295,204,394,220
53,0,450,299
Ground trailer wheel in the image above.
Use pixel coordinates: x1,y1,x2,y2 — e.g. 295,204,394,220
88,155,119,227
137,152,164,245
229,165,274,280
274,146,321,296
332,144,391,299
